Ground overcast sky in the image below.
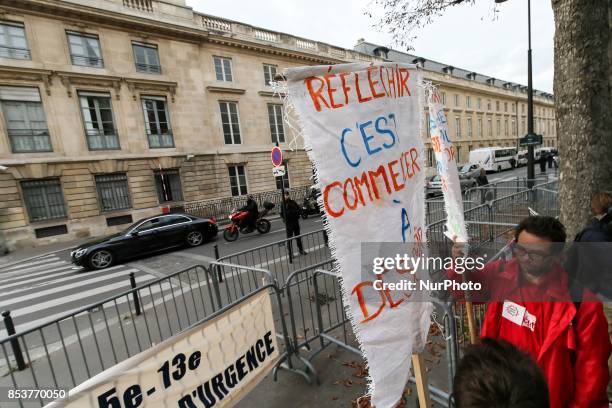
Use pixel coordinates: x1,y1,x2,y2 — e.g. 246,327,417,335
186,0,555,93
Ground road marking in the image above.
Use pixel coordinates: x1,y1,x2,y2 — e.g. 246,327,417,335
0,267,115,295
0,269,140,307
9,275,153,318
0,256,61,272
170,252,216,263
0,260,67,277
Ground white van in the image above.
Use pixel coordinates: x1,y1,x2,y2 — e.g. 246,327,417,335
469,147,518,172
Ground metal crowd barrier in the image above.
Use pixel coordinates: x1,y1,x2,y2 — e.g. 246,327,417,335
0,262,280,407
217,228,331,284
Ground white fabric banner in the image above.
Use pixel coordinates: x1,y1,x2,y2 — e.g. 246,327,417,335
427,89,469,243
47,290,278,408
285,62,431,408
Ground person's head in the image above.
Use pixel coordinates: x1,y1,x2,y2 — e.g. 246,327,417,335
283,191,290,200
512,216,566,277
453,338,549,408
590,191,612,217
480,169,486,176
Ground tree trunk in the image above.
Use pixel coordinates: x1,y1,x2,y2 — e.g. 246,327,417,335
552,0,612,239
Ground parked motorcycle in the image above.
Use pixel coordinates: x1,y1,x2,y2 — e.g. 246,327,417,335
301,195,321,219
223,201,275,242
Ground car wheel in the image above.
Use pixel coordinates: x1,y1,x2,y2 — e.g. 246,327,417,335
88,250,113,270
186,230,204,247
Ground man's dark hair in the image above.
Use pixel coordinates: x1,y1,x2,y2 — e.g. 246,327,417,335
514,216,566,244
453,338,549,408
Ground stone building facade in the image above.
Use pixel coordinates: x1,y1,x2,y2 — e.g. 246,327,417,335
0,0,555,250
355,41,556,165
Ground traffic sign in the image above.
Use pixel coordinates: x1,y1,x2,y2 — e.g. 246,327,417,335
271,146,283,167
272,165,286,177
519,134,542,146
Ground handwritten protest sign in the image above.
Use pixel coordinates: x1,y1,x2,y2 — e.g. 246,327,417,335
285,62,431,408
427,88,468,244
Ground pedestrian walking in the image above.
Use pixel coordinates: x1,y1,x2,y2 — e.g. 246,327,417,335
539,152,547,173
281,191,307,255
547,153,554,169
476,168,489,204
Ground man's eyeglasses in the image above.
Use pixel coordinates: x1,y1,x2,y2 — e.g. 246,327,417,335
512,244,552,262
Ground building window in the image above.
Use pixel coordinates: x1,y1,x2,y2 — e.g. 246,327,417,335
427,148,434,167
521,119,526,134
219,101,241,144
214,56,232,82
228,165,247,196
504,102,508,112
267,104,285,143
477,118,482,138
263,64,277,86
426,112,431,136
496,119,501,135
522,104,525,114
467,117,472,138
487,100,491,111
141,96,173,148
154,169,183,203
21,179,67,222
275,161,290,189
477,98,481,110
441,92,446,105
496,101,500,111
488,118,492,137
454,94,460,107
67,31,103,68
466,96,471,109
0,21,30,60
133,42,161,74
0,86,51,153
505,119,509,136
455,117,461,138
512,119,516,136
95,173,131,211
79,92,119,150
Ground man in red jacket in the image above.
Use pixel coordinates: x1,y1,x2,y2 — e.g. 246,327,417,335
448,216,610,407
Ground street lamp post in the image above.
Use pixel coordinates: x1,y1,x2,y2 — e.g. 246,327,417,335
496,0,537,187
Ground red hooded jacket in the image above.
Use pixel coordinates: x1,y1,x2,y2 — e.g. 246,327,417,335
448,258,610,407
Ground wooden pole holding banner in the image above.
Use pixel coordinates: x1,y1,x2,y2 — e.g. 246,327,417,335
411,353,431,407
464,301,478,345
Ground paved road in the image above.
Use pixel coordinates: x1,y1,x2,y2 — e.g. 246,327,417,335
0,216,325,334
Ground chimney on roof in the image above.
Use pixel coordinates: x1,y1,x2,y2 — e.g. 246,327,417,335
373,46,390,59
412,57,425,67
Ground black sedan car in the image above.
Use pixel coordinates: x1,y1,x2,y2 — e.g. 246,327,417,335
71,214,218,270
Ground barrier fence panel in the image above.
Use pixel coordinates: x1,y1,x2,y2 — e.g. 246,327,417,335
217,229,331,284
0,263,281,407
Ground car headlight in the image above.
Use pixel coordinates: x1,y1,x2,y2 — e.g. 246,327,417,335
72,248,87,258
